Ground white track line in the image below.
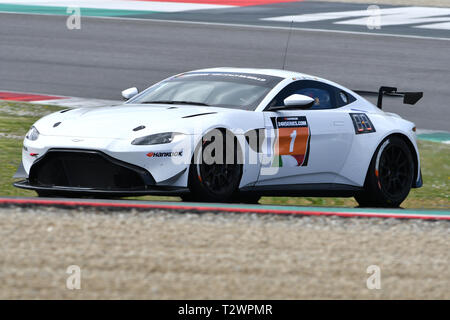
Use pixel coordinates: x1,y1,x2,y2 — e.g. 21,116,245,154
89,15,450,41
34,98,121,108
263,7,450,31
2,10,449,42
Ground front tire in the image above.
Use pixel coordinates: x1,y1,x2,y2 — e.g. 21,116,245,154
187,130,243,202
355,136,415,208
36,190,55,198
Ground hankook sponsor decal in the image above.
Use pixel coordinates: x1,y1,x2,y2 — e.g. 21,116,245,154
146,151,183,158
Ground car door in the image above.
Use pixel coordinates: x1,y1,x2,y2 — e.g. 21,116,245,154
256,80,355,187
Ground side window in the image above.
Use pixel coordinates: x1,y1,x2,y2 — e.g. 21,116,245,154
296,87,333,109
337,90,356,107
266,80,355,110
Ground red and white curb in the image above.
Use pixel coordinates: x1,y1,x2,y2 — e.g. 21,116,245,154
0,0,234,12
0,197,449,221
0,0,301,12
0,90,121,108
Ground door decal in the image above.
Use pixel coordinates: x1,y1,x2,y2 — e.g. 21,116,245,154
272,116,310,167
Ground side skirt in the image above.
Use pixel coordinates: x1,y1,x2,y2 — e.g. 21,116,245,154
239,183,363,197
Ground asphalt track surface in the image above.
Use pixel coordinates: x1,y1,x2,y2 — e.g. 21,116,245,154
0,12,449,130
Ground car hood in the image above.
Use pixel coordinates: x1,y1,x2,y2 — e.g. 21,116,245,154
35,104,247,139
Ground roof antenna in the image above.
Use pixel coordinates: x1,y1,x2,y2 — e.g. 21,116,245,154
282,19,294,70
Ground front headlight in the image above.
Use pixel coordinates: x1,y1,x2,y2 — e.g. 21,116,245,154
131,132,184,145
26,126,40,141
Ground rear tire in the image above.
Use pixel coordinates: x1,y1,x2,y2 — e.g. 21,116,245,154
187,130,243,203
355,136,414,208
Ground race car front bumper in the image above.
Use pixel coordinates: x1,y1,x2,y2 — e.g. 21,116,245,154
13,149,189,197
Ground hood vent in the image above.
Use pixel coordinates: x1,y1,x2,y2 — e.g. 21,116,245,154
133,125,146,132
182,112,217,119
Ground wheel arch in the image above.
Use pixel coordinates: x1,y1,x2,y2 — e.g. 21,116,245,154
186,127,245,201
363,132,420,188
189,126,261,190
388,133,420,188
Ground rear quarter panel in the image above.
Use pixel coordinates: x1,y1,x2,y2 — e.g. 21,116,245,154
339,112,419,187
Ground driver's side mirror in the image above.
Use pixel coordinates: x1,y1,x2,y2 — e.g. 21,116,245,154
121,87,139,100
283,94,315,108
269,94,315,111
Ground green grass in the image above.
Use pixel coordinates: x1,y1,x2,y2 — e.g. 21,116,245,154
0,102,66,197
0,101,448,209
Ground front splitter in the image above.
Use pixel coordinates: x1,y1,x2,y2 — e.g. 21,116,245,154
13,180,189,197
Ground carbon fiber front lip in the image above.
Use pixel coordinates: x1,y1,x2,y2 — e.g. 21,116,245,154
13,179,189,197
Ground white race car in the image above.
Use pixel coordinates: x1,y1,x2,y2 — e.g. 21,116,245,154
14,68,423,207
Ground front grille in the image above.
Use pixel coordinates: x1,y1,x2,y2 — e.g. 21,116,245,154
29,149,154,190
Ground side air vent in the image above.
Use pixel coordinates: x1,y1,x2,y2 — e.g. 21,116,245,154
53,122,61,128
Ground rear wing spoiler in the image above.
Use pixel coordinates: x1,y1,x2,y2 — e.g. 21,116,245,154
353,86,423,110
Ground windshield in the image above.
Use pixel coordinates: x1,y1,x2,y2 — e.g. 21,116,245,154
128,72,283,111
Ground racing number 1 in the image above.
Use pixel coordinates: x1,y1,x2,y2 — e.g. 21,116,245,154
274,116,310,167
289,130,297,153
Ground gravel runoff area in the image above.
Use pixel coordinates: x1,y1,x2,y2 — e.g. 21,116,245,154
0,205,449,300
311,0,450,7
